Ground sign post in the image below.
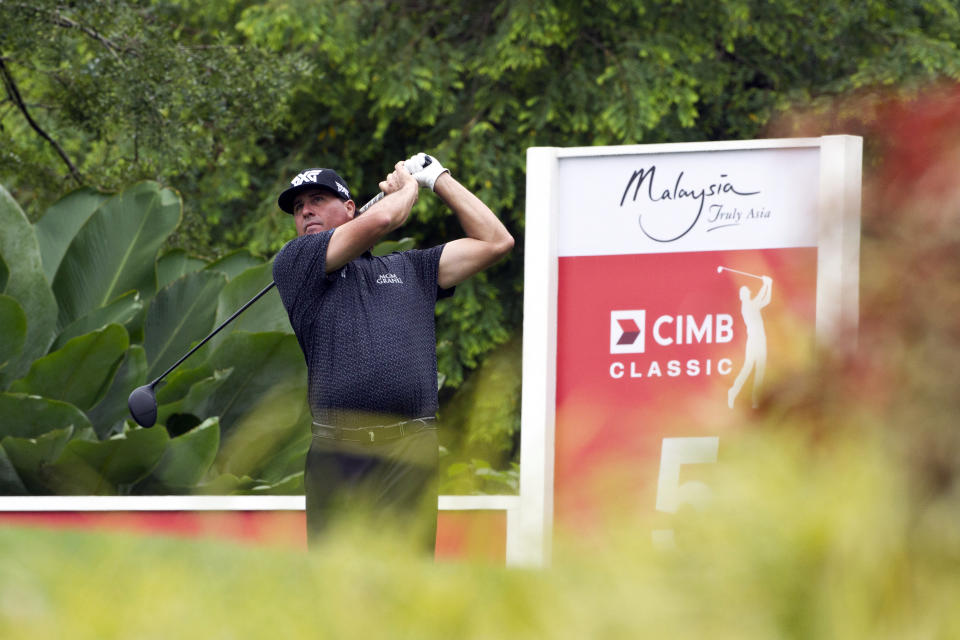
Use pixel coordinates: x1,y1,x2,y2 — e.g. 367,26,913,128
516,136,862,564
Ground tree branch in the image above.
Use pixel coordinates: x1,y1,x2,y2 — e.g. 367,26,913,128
0,57,83,184
8,3,127,63
49,10,126,63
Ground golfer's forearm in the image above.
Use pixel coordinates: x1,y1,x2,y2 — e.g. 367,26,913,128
434,174,513,250
372,182,418,233
325,184,417,270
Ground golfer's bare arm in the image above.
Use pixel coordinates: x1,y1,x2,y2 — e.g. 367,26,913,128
325,163,419,271
434,174,514,288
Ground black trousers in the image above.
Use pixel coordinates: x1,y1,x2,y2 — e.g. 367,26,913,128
304,427,439,553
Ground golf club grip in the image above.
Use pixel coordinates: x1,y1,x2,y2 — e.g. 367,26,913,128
356,155,431,213
359,191,385,213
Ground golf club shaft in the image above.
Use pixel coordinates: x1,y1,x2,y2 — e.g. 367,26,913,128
147,189,388,389
719,266,764,280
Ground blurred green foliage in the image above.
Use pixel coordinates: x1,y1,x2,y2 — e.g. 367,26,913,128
0,424,957,637
438,337,521,493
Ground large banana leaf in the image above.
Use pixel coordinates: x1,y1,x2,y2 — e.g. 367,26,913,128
154,363,214,406
146,417,219,490
0,393,93,439
208,263,290,353
0,252,8,291
201,333,308,487
194,472,302,495
157,249,209,289
156,368,232,427
2,426,74,495
206,332,307,433
0,445,28,494
44,426,170,495
204,249,262,281
34,187,110,282
0,295,27,371
9,324,129,411
144,270,227,380
0,185,58,385
213,380,308,479
86,345,147,439
194,473,260,495
242,419,311,485
251,472,304,495
52,181,181,330
50,290,143,352
371,236,415,256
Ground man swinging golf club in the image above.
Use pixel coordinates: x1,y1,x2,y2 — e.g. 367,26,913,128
272,154,513,551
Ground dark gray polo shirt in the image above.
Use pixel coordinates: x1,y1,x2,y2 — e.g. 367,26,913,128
272,229,452,428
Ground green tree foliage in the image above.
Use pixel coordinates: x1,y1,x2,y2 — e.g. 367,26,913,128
0,0,293,244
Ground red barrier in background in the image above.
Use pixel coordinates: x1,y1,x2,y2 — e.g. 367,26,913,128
0,510,507,562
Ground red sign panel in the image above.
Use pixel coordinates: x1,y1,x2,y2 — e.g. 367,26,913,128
554,248,817,526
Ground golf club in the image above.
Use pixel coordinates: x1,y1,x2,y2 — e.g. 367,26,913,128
716,265,764,280
127,163,423,428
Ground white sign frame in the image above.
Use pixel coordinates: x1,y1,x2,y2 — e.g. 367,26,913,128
516,136,862,566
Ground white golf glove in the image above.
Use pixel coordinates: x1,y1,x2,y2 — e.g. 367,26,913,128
403,152,450,191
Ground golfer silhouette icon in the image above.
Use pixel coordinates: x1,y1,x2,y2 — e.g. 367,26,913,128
725,273,772,409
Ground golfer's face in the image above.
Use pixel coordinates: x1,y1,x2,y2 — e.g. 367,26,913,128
293,189,355,236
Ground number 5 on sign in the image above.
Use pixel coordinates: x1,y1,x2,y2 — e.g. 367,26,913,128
652,436,719,549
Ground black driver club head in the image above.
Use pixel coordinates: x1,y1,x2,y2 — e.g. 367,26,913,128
128,384,158,427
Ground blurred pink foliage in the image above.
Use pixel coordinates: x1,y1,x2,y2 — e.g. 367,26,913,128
764,85,960,497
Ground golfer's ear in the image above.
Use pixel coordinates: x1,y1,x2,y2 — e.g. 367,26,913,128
345,199,356,218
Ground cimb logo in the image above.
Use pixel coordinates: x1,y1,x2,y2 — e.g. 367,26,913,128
610,310,646,354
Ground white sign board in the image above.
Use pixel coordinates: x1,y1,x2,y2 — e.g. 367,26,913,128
515,137,862,566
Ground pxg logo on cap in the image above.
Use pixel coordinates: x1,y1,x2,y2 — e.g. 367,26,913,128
291,169,350,198
291,169,323,186
279,167,352,213
610,310,646,354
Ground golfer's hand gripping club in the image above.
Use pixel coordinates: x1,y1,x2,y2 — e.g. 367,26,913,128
404,153,447,191
350,155,433,211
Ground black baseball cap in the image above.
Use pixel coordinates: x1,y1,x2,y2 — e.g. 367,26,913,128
277,168,352,214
